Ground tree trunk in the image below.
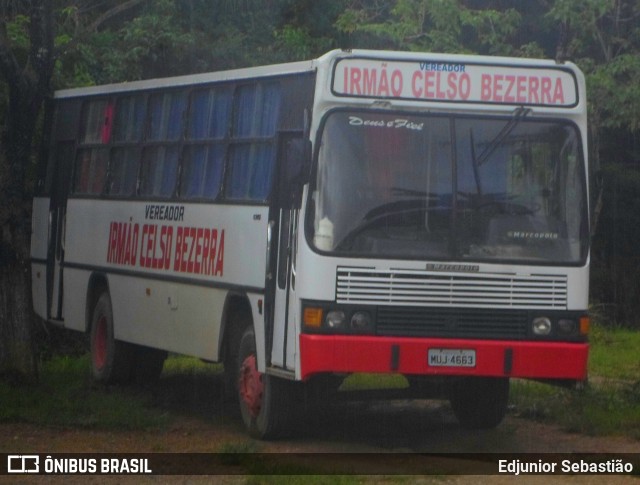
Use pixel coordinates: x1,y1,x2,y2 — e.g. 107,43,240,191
0,76,46,384
0,0,146,382
0,252,38,383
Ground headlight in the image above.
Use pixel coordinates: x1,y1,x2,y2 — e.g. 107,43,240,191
350,311,372,330
532,317,552,336
326,310,346,329
302,303,376,334
557,318,576,334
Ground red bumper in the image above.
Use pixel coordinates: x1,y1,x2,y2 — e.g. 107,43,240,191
300,334,588,381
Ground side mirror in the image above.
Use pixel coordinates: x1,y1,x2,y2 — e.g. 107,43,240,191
279,135,312,209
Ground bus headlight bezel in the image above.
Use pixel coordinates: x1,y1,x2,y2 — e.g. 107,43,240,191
302,303,375,334
326,310,347,329
532,316,552,336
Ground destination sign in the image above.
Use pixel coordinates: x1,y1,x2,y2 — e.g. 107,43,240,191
332,57,578,107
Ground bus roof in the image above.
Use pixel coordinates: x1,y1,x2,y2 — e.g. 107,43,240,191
54,49,582,103
54,58,317,99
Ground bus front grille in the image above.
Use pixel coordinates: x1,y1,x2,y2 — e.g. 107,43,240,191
375,306,529,339
336,266,568,310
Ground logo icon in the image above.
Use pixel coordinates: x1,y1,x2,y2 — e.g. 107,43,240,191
7,455,39,473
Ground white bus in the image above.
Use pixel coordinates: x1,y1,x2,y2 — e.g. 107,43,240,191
31,49,590,438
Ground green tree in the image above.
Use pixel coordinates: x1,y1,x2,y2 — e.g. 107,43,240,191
0,1,56,379
336,0,528,55
0,0,146,380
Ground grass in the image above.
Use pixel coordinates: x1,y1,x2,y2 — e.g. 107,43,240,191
509,323,640,439
341,372,409,391
0,354,169,430
588,324,640,380
0,324,638,442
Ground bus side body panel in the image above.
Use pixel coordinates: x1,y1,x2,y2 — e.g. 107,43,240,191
107,274,228,359
63,199,269,360
62,267,91,332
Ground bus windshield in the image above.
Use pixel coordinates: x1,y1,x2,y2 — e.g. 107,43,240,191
310,111,588,264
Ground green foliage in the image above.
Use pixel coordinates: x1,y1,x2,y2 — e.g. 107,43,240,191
336,1,538,55
510,324,640,439
510,379,640,439
459,7,521,56
589,324,640,380
5,14,30,50
589,54,640,132
0,355,169,430
3,0,640,337
591,164,640,327
2,325,638,442
341,373,408,391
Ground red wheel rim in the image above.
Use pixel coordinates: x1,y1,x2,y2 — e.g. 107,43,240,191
93,316,107,370
239,354,263,418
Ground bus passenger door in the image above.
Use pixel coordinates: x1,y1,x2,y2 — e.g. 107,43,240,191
47,142,73,321
268,135,309,371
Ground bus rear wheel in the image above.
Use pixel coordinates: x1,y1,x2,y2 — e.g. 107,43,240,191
449,377,509,429
236,326,298,439
90,291,134,384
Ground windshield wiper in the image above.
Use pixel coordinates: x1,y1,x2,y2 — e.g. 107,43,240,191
474,107,531,167
469,129,483,195
335,201,431,250
390,187,438,199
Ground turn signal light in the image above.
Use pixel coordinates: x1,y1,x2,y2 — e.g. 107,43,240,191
579,316,590,335
303,307,323,328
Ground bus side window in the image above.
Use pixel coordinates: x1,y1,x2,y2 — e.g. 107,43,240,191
74,148,108,195
148,91,187,142
110,148,139,196
80,99,112,144
180,87,232,200
73,99,112,196
110,95,146,196
227,144,275,200
180,145,225,199
227,83,281,201
140,92,187,198
140,146,180,197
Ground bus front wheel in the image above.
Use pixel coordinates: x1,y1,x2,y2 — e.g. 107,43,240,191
90,292,134,384
449,377,509,429
236,326,298,439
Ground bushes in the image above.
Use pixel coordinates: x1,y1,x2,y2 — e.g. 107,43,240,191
590,164,640,328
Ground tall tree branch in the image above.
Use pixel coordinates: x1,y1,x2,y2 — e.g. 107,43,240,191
0,19,22,86
87,0,147,32
55,0,148,57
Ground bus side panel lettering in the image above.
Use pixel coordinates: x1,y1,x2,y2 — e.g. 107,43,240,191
108,221,223,277
169,225,223,276
207,229,218,276
107,222,138,267
201,228,211,275
215,230,224,276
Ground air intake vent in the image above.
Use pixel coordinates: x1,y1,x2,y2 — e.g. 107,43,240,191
376,306,528,339
336,267,567,310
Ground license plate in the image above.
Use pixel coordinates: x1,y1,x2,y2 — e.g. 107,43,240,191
428,348,476,367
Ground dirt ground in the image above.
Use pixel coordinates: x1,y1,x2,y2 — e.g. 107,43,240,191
1,394,638,484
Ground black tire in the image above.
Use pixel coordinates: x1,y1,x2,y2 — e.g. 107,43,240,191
89,292,134,384
449,377,509,430
223,317,247,406
236,326,299,439
132,345,167,385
